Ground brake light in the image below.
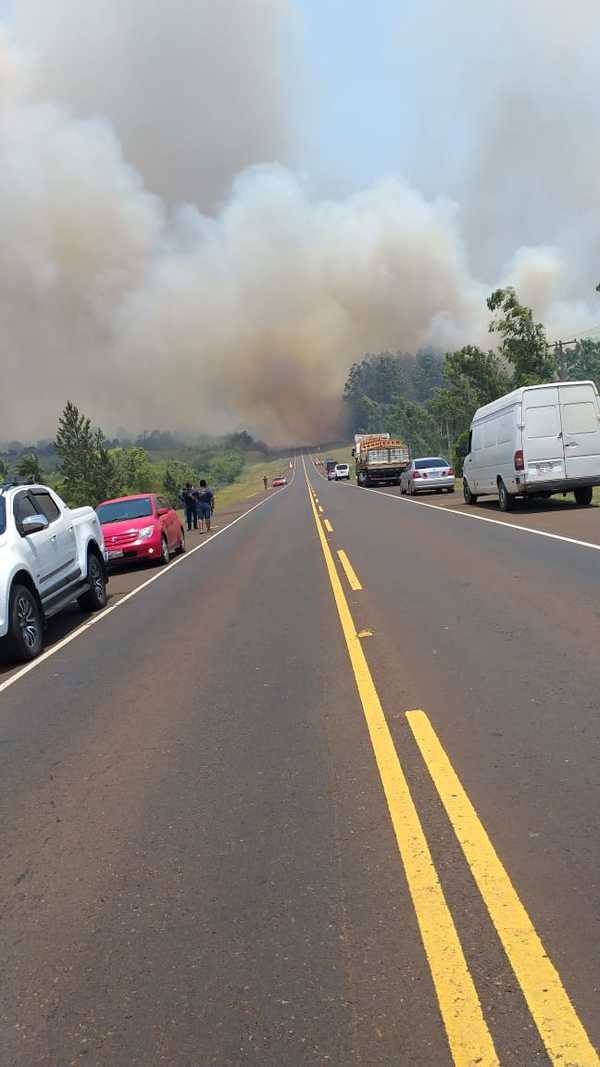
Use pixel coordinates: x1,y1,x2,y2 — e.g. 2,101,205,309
514,449,524,471
413,470,422,478
447,468,454,476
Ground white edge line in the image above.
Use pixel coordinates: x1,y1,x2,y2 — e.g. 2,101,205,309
0,466,296,697
308,456,600,554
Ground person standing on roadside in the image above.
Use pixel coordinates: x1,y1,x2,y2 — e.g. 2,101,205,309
197,479,214,532
263,475,268,491
182,482,198,532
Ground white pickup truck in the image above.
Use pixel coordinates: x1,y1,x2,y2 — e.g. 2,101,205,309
0,483,108,662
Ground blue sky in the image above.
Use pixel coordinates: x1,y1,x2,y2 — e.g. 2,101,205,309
295,1,408,189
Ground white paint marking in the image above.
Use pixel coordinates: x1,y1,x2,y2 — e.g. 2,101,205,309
0,474,294,697
363,484,600,553
309,458,600,555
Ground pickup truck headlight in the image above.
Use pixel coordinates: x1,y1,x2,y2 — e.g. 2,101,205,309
138,525,155,539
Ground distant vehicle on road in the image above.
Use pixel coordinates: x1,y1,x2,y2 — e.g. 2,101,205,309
353,432,389,454
463,380,600,511
327,466,337,481
334,463,350,480
97,494,184,566
325,458,336,476
354,435,410,487
401,458,455,495
0,483,107,661
272,476,287,487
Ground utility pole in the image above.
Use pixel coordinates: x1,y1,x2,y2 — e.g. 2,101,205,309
546,339,576,380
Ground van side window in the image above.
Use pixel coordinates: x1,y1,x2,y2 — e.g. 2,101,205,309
562,403,597,435
472,426,483,450
498,413,512,444
483,421,496,448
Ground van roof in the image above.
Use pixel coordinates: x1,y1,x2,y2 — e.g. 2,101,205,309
472,380,597,421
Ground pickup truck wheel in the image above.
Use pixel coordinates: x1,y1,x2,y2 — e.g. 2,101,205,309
78,552,108,612
574,486,593,506
6,584,44,661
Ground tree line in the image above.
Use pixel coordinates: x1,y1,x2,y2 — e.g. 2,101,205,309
344,287,600,471
0,402,268,507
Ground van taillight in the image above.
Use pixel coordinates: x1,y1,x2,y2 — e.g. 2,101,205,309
514,449,524,471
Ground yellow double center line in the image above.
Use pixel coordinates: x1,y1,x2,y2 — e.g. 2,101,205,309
305,468,498,1066
304,464,599,1067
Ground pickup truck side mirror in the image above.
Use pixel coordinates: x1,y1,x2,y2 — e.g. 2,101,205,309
21,513,49,535
157,507,170,517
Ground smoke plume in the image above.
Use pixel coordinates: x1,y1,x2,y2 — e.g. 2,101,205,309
1,1,600,443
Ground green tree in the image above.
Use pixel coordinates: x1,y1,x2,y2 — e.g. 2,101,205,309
563,338,600,390
413,348,444,402
162,459,198,507
208,449,245,485
487,287,555,386
110,447,158,496
55,401,116,506
444,344,511,404
15,452,44,483
392,398,441,456
0,457,9,482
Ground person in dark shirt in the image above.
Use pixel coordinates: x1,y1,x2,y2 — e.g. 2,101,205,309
181,482,198,531
197,479,214,532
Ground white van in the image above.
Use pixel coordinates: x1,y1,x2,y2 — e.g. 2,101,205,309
463,381,600,511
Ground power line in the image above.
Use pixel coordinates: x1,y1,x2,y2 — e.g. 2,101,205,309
549,323,600,347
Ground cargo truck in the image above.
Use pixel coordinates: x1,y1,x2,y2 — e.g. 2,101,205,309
353,435,410,487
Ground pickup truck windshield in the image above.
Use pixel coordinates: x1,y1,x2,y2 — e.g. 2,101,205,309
97,498,153,523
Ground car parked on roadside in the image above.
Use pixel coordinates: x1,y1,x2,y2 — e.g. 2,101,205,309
334,463,350,480
463,380,600,511
0,483,107,662
401,458,455,495
97,494,184,566
272,476,287,488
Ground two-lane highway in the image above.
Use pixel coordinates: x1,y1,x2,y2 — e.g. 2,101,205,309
1,459,599,1065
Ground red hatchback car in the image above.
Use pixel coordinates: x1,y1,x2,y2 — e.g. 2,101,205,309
97,494,185,566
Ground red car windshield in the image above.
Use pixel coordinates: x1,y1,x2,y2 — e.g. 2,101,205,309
97,498,153,523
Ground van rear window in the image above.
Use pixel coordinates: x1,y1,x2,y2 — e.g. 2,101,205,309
562,402,597,435
525,406,560,439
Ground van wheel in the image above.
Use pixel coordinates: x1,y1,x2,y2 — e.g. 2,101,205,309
498,479,513,512
574,486,593,506
463,480,477,505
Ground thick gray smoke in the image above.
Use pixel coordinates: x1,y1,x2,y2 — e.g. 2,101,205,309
1,1,599,443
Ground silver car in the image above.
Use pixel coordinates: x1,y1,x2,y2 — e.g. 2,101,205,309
400,457,455,495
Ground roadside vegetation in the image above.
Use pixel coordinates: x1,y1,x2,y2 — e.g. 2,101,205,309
344,287,600,474
0,404,289,510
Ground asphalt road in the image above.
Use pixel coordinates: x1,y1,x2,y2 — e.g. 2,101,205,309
2,460,600,1066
